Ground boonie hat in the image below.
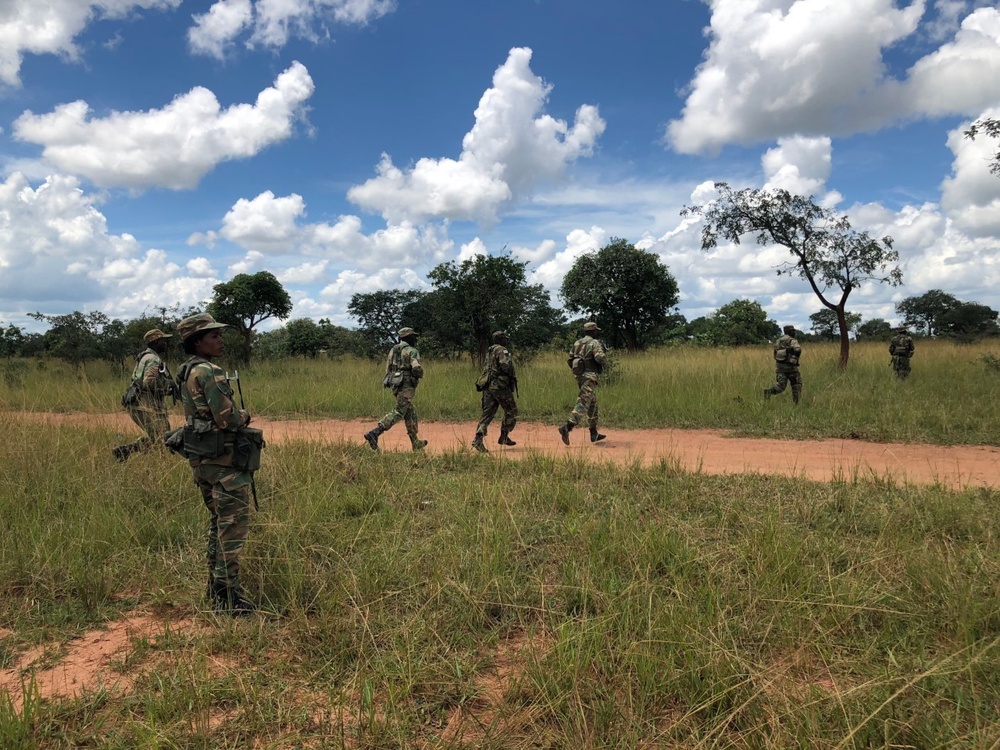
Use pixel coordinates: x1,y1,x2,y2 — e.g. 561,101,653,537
397,327,418,338
583,321,601,333
492,330,508,339
783,325,796,335
144,328,173,344
178,313,229,342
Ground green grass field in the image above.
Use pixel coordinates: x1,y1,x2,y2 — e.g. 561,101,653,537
2,341,1000,747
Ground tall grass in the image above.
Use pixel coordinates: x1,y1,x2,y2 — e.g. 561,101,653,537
3,338,1000,444
2,416,1000,746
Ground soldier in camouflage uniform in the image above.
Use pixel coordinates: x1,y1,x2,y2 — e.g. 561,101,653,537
764,325,803,404
364,327,427,451
113,329,177,462
889,326,915,380
177,313,256,616
472,331,518,453
558,321,607,445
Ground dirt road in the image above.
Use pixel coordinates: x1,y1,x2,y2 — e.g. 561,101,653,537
18,411,998,490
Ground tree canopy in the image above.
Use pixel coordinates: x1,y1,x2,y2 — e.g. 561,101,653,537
683,183,901,368
856,318,893,341
809,309,861,341
560,238,680,352
895,289,960,337
208,271,292,365
965,118,1000,177
348,289,427,355
706,299,779,346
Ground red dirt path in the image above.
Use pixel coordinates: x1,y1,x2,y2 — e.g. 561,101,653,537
14,411,1000,490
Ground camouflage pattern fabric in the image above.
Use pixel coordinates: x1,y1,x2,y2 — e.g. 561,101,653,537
476,342,518,436
179,356,253,587
567,334,606,428
123,348,173,452
379,341,424,447
889,333,915,379
766,334,803,402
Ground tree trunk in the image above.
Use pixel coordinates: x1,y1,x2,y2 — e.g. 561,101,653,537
835,306,850,369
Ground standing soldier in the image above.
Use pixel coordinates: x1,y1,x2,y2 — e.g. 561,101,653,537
764,325,803,404
558,321,607,445
472,330,518,453
889,326,915,379
364,327,427,451
176,313,257,616
113,328,177,462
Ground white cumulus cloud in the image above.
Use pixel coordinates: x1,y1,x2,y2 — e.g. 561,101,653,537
347,47,606,225
13,62,315,190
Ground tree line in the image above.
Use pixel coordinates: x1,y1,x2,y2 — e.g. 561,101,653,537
4,124,1000,371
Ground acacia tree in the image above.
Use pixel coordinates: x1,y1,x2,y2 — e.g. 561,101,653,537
965,118,1000,176
895,289,960,337
683,183,901,369
208,271,292,365
560,238,680,352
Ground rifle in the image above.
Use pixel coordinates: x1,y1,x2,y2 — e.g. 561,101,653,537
226,370,259,511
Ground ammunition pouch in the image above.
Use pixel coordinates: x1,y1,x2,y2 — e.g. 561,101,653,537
384,369,405,389
569,356,585,377
121,381,141,408
164,427,187,458
232,427,265,473
182,420,227,459
475,371,489,392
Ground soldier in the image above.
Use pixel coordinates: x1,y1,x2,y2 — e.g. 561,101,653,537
889,326,915,379
764,325,803,404
113,328,177,462
472,330,518,453
364,327,427,451
558,321,607,445
176,313,256,616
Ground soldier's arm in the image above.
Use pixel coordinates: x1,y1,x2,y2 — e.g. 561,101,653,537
200,367,246,430
141,355,159,389
591,339,607,365
408,348,424,379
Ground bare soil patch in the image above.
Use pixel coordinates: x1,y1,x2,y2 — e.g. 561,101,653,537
13,411,999,490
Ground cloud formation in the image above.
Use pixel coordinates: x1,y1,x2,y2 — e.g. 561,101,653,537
13,62,315,190
188,0,395,57
668,1,1000,154
0,0,180,86
347,47,606,225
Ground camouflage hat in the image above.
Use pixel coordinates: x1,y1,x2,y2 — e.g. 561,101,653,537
783,325,796,335
178,313,229,342
397,327,418,338
582,321,601,333
492,330,508,340
143,328,172,344
895,326,908,332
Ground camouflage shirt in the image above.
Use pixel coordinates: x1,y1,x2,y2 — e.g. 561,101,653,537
572,335,606,377
484,342,516,391
385,342,424,387
773,334,802,371
131,348,174,398
179,357,247,432
889,334,914,358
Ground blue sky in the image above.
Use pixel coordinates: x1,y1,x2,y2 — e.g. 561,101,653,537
1,0,999,333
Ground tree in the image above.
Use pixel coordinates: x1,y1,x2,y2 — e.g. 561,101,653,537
809,309,861,341
425,254,563,362
857,318,893,341
285,318,327,358
208,271,292,365
560,238,680,352
965,118,1000,177
937,301,1000,341
348,289,427,354
683,183,901,369
0,323,26,358
707,299,779,346
895,289,960,337
27,310,112,369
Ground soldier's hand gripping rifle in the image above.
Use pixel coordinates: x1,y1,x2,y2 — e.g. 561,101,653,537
226,370,259,511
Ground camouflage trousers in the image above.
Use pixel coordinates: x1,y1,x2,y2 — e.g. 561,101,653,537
193,462,253,588
125,397,170,452
892,356,911,379
476,388,518,436
380,386,421,446
766,369,803,402
568,374,600,430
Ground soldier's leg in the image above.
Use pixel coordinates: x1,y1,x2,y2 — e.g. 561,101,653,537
476,391,500,437
570,377,597,426
195,474,219,597
790,371,803,404
398,390,425,449
499,392,518,434
203,466,254,614
379,387,411,431
587,385,599,432
767,372,790,397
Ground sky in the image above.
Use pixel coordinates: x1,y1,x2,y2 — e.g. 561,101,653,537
1,0,999,334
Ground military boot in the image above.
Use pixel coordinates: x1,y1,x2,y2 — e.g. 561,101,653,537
212,581,256,617
364,424,385,451
472,434,488,453
589,428,606,443
498,431,516,446
558,422,574,445
792,386,802,405
411,438,428,451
